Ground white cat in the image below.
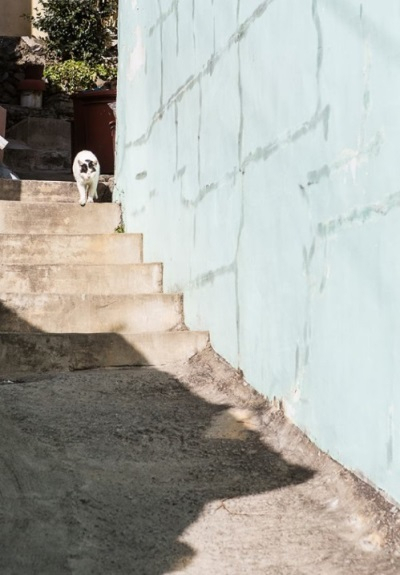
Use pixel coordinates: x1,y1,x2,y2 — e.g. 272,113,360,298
72,150,100,206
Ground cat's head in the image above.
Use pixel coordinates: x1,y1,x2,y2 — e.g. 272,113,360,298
78,158,98,175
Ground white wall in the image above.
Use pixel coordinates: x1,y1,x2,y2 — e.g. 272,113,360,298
116,0,400,504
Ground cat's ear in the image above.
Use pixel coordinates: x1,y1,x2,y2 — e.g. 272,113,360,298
78,159,84,166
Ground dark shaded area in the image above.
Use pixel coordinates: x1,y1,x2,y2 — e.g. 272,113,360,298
0,172,22,196
0,37,31,108
0,299,154,376
0,366,314,575
71,90,116,174
0,304,314,575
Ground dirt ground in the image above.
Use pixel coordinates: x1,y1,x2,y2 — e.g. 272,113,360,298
0,346,399,574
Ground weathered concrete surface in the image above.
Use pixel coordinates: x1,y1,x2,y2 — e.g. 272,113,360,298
0,292,184,333
4,146,71,172
0,201,121,234
0,179,210,376
4,118,72,174
0,178,114,201
0,330,210,378
0,347,399,575
0,263,163,294
6,117,71,151
0,233,143,265
0,179,78,200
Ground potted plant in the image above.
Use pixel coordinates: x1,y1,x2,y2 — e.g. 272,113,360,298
43,60,117,95
32,0,118,174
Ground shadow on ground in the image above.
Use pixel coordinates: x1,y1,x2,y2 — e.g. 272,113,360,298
0,304,315,574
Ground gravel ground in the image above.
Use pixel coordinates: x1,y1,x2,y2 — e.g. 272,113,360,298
0,346,399,574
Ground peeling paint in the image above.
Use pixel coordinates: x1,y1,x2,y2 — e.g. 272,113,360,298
128,25,145,82
306,131,383,187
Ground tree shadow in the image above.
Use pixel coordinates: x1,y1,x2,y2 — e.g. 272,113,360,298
0,302,315,574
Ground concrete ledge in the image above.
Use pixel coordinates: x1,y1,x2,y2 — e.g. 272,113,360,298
0,293,184,334
0,179,113,202
0,331,210,377
6,117,71,151
0,263,163,295
0,201,121,234
0,234,143,265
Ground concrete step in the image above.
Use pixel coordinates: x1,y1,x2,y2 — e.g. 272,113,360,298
0,234,143,265
0,263,163,295
0,331,210,377
0,179,113,202
0,201,121,234
0,293,184,334
4,147,71,172
0,176,209,376
6,118,71,151
11,171,75,182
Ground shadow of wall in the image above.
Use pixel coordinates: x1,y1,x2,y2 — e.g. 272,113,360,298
0,302,315,574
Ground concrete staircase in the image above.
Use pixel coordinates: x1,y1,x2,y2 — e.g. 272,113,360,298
0,180,209,378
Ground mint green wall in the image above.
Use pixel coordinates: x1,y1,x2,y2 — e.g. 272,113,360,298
116,0,400,503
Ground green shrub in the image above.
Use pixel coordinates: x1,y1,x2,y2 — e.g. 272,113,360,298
44,60,117,94
32,0,118,64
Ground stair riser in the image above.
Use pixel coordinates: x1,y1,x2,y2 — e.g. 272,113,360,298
0,331,210,377
0,234,143,265
0,294,183,334
0,180,112,203
0,202,121,234
0,179,209,375
4,148,70,171
0,180,74,202
0,264,162,295
6,118,71,151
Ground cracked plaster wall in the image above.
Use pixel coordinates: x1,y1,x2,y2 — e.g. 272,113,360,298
116,0,400,503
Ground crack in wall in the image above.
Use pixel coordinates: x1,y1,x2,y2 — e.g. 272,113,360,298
235,0,245,366
124,0,383,383
181,169,237,209
311,0,323,112
127,0,277,149
291,0,327,402
242,105,331,172
175,102,179,175
171,262,236,292
306,131,383,187
157,0,164,108
117,0,400,503
165,0,331,338
149,0,179,37
229,0,276,48
197,82,202,191
175,1,179,56
177,102,330,213
317,189,400,238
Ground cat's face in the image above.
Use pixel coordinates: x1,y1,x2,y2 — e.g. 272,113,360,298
78,158,98,179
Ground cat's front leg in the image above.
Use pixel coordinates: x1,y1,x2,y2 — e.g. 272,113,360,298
87,182,98,203
77,182,87,206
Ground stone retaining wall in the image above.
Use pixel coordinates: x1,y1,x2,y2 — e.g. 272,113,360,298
0,36,73,130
